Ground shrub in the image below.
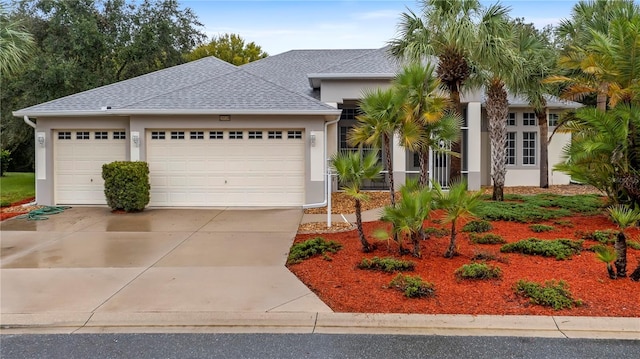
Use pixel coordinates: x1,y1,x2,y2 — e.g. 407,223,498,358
471,250,508,263
500,238,583,260
358,257,415,273
287,237,342,264
424,227,449,238
455,262,502,280
102,161,150,212
628,241,640,250
0,149,10,177
578,229,616,244
462,219,493,233
389,274,435,298
553,219,574,228
529,224,555,233
514,280,582,310
469,233,506,244
476,201,571,223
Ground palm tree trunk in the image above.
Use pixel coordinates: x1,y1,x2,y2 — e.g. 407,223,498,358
419,150,429,187
536,108,549,188
444,221,457,258
486,79,509,201
355,199,372,252
614,231,627,277
383,135,395,206
411,233,421,258
449,89,463,183
596,83,608,111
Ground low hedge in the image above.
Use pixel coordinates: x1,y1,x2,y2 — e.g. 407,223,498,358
102,161,150,212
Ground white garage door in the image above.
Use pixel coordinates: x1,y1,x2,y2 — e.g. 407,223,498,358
54,130,127,204
147,129,305,207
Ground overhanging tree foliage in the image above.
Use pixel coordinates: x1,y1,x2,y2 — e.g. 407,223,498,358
184,33,268,65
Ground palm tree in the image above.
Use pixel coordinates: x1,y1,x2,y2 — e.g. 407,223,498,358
431,179,482,258
348,88,401,207
607,204,640,278
331,150,383,252
0,2,34,76
380,179,431,257
594,246,617,279
393,63,461,186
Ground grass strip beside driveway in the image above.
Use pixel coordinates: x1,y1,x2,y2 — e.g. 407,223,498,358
0,172,35,206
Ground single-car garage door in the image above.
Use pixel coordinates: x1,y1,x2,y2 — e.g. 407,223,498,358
54,130,127,204
147,129,305,207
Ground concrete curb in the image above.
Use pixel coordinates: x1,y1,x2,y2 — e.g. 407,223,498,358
2,312,638,339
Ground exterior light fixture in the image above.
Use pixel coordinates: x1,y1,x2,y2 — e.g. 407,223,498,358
219,115,231,121
37,133,45,147
132,134,140,147
310,132,316,147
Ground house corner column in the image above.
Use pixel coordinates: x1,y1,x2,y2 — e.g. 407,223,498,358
467,102,482,190
392,133,406,190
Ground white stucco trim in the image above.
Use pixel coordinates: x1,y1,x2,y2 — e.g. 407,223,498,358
13,109,342,118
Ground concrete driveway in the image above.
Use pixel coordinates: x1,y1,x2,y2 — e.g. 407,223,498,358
0,207,331,323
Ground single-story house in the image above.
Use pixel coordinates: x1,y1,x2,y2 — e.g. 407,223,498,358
13,47,581,208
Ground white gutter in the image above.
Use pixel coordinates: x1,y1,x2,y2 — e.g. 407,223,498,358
23,115,36,128
303,116,340,215
13,108,342,117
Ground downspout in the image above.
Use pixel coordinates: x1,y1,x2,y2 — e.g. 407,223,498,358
23,116,38,206
23,115,36,128
303,116,340,210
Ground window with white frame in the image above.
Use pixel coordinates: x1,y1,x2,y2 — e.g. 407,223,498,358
248,131,263,139
190,131,204,139
268,131,282,139
58,132,71,140
76,131,90,140
95,131,108,140
170,131,185,140
229,131,243,139
113,131,126,139
209,131,223,139
151,131,165,140
507,112,516,126
287,130,302,139
523,132,536,165
523,113,536,126
506,132,516,165
548,113,559,127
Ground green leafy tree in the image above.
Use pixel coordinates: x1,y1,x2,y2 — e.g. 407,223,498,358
185,33,267,65
432,179,482,258
331,150,383,252
607,204,640,278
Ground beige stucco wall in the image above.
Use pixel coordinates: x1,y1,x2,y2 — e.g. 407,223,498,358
34,114,332,206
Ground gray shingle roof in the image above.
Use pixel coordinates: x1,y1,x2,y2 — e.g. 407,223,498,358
481,93,583,110
313,47,400,75
241,49,376,99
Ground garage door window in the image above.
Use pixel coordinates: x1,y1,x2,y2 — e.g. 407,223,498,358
288,131,302,139
171,131,185,140
77,131,90,140
58,132,71,140
190,131,204,139
151,131,165,140
229,131,243,139
248,131,263,139
95,131,108,140
209,131,223,139
113,131,126,139
268,131,282,139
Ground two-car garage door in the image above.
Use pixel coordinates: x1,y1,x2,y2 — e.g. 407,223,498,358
146,129,305,207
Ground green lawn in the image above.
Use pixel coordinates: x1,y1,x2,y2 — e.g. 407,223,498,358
0,172,35,206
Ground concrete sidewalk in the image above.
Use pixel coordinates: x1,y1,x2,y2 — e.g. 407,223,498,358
1,206,638,339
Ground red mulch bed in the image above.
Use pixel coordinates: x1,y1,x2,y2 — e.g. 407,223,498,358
288,210,640,317
0,197,36,221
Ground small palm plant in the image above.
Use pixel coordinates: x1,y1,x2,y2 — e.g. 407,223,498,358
331,150,383,253
594,246,617,279
607,204,640,278
380,179,431,257
432,179,483,258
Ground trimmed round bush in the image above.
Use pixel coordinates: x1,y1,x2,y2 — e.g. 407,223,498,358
102,161,150,212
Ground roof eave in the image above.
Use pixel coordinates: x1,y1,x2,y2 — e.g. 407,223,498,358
307,73,395,89
13,108,342,118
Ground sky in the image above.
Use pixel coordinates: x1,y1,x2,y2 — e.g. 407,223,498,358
181,0,579,55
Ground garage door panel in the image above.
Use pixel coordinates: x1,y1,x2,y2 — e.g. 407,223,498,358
147,129,305,207
54,130,126,205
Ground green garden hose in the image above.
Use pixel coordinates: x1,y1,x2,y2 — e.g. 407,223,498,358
18,206,71,220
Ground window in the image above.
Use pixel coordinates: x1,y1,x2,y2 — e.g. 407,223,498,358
95,131,108,140
507,113,516,126
548,113,559,127
288,130,302,139
209,131,223,139
76,131,90,140
58,132,71,140
151,131,165,140
268,131,282,139
113,131,126,139
523,113,536,126
506,132,516,165
171,131,185,140
190,131,204,139
229,131,243,139
523,132,536,165
248,131,263,139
